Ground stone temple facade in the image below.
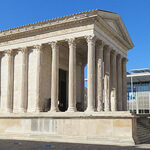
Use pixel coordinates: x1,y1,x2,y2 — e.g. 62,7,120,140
0,9,141,145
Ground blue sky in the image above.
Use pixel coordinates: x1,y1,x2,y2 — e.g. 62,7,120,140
0,0,149,73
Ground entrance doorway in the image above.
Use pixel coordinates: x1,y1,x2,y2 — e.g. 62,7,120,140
59,69,67,111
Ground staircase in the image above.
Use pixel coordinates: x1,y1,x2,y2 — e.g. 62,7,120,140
136,119,150,143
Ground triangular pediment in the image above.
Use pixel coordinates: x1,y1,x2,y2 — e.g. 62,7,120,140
103,18,129,43
97,10,134,49
104,19,122,35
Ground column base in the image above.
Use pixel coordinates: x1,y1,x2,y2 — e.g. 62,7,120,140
104,103,110,112
97,107,104,112
35,108,42,113
85,107,95,112
111,108,117,112
66,107,77,112
104,109,110,112
18,108,26,113
13,108,26,113
49,107,60,112
3,108,13,113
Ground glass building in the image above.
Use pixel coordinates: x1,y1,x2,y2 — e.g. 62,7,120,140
127,68,150,114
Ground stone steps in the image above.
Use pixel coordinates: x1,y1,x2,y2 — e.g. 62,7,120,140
137,136,150,143
137,129,148,132
137,122,150,143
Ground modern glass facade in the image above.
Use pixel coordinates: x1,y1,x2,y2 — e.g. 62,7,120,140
127,81,150,114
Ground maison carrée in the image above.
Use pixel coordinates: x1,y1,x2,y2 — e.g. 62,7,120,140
0,9,142,145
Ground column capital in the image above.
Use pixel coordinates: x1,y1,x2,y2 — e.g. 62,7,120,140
104,46,112,55
111,50,117,56
67,38,76,48
108,46,113,52
117,54,123,60
85,35,97,44
33,45,42,51
96,41,105,49
48,41,58,49
49,41,59,49
122,57,128,63
4,50,13,56
18,47,28,53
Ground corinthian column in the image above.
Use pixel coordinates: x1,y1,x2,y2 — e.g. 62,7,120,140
104,47,110,112
110,51,117,111
6,50,13,113
34,45,43,112
50,42,59,112
122,58,127,111
117,55,123,111
81,64,85,111
96,41,104,112
19,47,28,112
86,35,96,112
67,38,77,112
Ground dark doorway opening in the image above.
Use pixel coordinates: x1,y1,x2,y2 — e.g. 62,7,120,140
59,69,67,111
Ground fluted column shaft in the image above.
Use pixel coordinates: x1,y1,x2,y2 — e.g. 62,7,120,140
67,39,77,112
6,50,13,112
50,42,59,112
122,58,127,111
104,47,110,111
117,55,123,110
20,48,28,112
35,45,42,112
86,36,96,112
81,64,85,111
96,42,104,111
110,52,117,111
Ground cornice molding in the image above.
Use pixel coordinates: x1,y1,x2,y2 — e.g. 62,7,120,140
0,16,96,43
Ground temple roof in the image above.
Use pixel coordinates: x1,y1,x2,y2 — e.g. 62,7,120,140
0,9,134,49
0,9,114,33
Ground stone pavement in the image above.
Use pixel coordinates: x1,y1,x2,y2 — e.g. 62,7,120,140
0,140,150,150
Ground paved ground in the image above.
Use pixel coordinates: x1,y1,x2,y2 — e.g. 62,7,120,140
0,140,150,150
